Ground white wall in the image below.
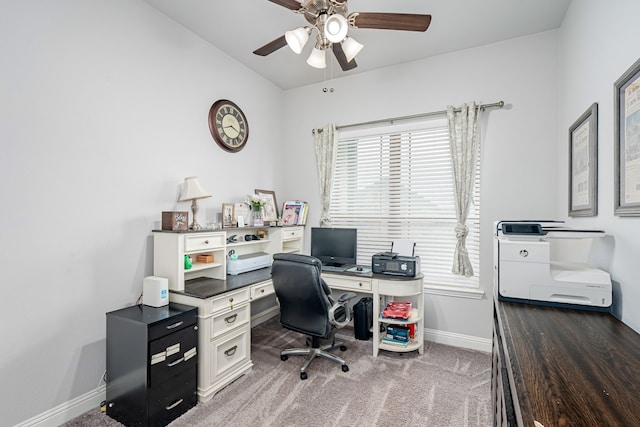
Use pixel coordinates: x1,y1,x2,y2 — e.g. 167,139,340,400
558,0,640,332
0,1,282,425
281,31,560,341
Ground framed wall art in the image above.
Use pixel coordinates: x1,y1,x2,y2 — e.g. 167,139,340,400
569,102,598,217
255,189,279,222
614,57,640,216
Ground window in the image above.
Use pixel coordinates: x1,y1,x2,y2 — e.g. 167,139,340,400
329,119,480,288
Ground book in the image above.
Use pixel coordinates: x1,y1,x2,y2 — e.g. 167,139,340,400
281,200,308,225
381,337,409,346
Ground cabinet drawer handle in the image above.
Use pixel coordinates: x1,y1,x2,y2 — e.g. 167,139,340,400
166,398,183,411
167,357,184,367
224,314,238,324
166,321,184,330
204,240,209,244
224,345,238,357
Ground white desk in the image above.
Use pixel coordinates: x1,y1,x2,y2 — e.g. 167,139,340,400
322,271,424,356
168,267,424,401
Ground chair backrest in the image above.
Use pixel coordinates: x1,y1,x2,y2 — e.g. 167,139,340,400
271,253,333,339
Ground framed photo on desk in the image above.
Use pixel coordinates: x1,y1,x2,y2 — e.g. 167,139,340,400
255,189,278,222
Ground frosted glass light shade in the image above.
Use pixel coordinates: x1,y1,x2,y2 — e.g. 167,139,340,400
342,36,363,62
307,47,326,69
285,27,310,54
178,176,211,201
324,14,348,43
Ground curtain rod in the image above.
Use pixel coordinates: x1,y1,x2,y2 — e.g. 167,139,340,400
333,100,505,132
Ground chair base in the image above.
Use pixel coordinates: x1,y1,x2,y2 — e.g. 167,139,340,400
280,337,349,380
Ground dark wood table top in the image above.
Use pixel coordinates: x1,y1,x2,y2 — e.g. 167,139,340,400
497,301,640,426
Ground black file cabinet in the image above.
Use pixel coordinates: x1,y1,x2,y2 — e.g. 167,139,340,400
106,303,198,427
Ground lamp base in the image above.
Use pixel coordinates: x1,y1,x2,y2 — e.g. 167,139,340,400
190,199,203,230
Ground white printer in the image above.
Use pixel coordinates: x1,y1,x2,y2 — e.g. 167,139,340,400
493,220,612,310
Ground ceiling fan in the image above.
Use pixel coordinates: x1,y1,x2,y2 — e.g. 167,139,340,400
253,0,431,71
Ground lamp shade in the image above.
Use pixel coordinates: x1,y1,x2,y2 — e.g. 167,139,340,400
324,14,348,43
178,176,211,201
285,27,311,54
342,36,363,63
307,47,326,69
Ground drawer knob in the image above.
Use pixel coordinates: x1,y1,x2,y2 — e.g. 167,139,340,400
225,313,238,324
260,289,265,293
224,345,238,357
359,283,363,287
204,240,209,244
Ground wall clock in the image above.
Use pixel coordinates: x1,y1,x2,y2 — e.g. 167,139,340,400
208,99,249,153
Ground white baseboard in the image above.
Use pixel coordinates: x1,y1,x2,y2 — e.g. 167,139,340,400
424,328,492,353
14,385,105,427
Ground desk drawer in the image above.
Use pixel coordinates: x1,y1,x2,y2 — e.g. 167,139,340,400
250,281,274,300
325,276,372,292
282,227,303,240
148,367,197,427
210,325,250,382
209,288,250,314
210,304,250,340
185,233,225,252
149,324,198,387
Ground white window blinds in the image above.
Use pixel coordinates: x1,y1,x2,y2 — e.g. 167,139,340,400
330,119,480,288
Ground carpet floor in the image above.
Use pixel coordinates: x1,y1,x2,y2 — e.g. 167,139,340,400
64,318,492,426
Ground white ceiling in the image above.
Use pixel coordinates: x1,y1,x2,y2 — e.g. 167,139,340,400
144,0,571,90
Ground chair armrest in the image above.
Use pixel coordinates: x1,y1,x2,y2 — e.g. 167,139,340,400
328,292,357,328
338,292,357,303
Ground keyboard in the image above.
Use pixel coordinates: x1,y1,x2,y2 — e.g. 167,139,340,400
321,265,346,272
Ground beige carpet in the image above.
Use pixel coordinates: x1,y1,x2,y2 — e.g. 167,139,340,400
64,318,492,426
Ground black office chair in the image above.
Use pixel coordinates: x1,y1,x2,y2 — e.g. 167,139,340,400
271,253,357,380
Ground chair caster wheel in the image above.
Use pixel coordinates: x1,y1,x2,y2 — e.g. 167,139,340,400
340,345,347,351
300,372,308,380
342,364,349,373
280,355,288,361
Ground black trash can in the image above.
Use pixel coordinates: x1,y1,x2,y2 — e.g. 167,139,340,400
353,297,373,340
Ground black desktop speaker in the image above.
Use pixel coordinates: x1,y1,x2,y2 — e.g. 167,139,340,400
353,297,373,340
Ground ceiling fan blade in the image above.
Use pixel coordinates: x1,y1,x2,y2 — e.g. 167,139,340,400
268,0,303,11
348,13,432,32
332,43,357,71
253,35,288,56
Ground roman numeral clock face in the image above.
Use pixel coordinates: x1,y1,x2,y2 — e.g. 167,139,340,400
208,99,249,153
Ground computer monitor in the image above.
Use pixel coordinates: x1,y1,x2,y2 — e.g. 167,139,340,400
310,227,357,268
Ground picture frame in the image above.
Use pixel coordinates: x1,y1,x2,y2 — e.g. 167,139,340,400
614,57,640,216
221,203,235,228
234,202,250,227
255,189,279,222
568,102,598,217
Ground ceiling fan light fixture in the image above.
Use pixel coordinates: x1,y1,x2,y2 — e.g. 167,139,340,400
306,46,326,69
285,26,311,54
324,14,348,43
342,36,363,62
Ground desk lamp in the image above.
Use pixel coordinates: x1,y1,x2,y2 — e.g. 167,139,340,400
178,176,211,230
